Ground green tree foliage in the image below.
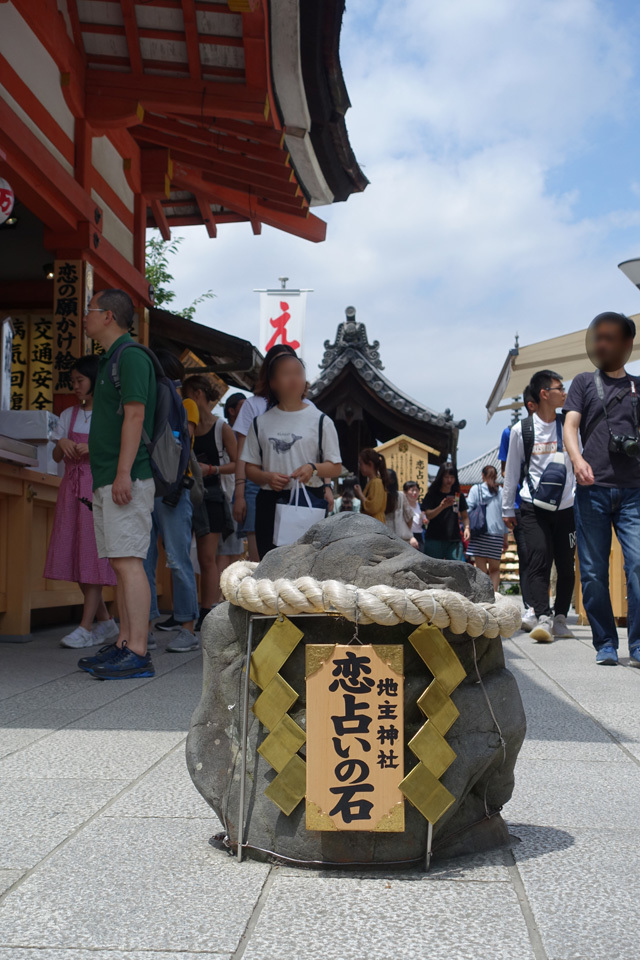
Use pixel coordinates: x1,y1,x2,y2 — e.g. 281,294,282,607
145,235,215,321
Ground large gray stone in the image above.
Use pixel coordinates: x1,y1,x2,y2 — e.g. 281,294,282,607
187,514,526,865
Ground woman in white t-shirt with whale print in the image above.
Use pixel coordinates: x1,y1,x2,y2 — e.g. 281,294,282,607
241,348,343,558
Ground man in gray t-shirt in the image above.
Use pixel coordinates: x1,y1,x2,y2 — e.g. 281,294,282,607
564,311,640,666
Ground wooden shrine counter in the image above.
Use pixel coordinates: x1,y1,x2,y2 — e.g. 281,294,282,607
0,462,171,637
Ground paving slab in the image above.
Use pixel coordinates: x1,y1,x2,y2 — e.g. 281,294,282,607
507,758,640,830
242,874,536,960
0,951,232,960
513,825,640,960
0,818,268,954
0,729,184,780
0,778,126,870
102,745,220,822
0,870,22,896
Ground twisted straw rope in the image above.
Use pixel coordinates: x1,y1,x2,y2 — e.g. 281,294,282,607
220,561,522,639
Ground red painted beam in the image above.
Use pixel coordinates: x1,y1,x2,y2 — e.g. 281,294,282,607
151,198,172,240
172,162,326,242
182,0,202,79
85,71,269,123
0,98,99,232
85,96,145,131
138,115,288,168
121,0,143,73
195,195,217,237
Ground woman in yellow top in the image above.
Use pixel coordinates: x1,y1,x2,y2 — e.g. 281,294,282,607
354,448,389,522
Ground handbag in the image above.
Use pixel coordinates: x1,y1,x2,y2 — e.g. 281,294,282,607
214,417,235,502
273,480,327,547
468,484,488,535
189,451,205,506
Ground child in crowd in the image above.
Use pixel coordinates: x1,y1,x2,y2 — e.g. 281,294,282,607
44,356,118,649
354,448,389,522
385,468,416,543
241,349,342,558
182,374,237,631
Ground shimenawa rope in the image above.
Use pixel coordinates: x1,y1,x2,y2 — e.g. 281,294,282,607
220,561,521,639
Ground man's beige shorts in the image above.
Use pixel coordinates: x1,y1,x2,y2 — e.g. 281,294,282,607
93,478,156,560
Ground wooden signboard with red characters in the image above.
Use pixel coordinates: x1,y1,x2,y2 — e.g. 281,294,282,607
306,644,405,832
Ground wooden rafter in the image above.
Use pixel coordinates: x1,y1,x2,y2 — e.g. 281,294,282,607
182,0,202,80
151,198,172,240
85,71,269,122
134,128,291,184
139,115,287,167
195,195,217,237
120,0,143,73
172,162,326,242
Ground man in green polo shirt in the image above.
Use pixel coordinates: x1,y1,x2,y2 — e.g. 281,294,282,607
78,288,157,680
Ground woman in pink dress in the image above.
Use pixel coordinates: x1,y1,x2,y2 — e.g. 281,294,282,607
44,356,118,649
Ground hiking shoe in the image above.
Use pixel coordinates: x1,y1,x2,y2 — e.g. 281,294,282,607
88,643,155,680
530,615,555,643
147,631,157,651
91,618,119,644
61,626,95,649
552,615,577,639
596,644,618,665
78,643,119,673
167,628,200,653
628,645,640,667
155,615,180,632
521,608,537,633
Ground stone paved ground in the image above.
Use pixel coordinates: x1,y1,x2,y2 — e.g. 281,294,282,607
1,616,639,960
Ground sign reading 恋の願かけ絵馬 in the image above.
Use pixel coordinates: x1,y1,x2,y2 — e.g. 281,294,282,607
305,644,404,831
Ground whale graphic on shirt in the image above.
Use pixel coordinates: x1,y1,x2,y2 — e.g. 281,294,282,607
268,434,302,453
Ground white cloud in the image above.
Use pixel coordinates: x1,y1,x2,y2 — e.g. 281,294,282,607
167,0,640,463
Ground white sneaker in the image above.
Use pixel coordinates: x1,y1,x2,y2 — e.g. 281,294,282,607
91,618,119,643
521,608,537,633
552,615,576,639
167,628,200,653
60,626,95,649
529,615,555,643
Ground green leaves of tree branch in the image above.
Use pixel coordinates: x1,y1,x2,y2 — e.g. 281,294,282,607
145,235,215,321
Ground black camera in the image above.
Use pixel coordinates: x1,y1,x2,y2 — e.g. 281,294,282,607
162,474,194,508
608,434,640,458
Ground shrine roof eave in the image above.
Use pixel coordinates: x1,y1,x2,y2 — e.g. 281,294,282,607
308,355,465,434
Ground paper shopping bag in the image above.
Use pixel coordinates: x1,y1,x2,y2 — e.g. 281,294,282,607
273,481,327,546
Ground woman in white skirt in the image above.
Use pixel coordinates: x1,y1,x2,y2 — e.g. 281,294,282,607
466,465,509,591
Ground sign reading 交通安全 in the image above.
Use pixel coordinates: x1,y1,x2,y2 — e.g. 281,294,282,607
28,315,53,411
305,644,404,832
259,291,307,361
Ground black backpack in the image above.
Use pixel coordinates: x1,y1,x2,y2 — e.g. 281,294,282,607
108,342,191,502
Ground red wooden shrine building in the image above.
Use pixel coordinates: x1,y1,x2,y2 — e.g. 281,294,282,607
0,0,366,635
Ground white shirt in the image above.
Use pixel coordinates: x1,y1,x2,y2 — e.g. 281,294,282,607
52,405,92,440
241,404,342,490
502,413,575,516
234,394,314,438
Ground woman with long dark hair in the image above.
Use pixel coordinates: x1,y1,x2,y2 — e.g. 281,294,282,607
241,350,342,557
421,463,470,561
354,448,389,522
182,374,237,630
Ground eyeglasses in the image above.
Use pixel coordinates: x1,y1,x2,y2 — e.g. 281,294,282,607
548,385,566,393
84,307,104,317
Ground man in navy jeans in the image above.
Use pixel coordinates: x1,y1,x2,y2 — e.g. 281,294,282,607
564,312,640,666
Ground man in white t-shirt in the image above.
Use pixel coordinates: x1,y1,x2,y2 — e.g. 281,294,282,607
503,369,576,643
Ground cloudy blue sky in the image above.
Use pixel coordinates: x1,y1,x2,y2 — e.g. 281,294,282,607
166,0,640,464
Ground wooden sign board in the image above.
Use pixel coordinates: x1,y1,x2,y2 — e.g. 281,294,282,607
306,644,405,832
